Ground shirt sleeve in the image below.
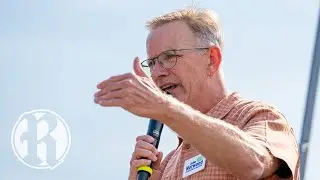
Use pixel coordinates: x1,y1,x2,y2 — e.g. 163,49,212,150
241,104,300,179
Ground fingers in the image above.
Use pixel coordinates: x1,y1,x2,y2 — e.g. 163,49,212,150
96,56,150,94
135,147,158,161
134,139,159,158
97,98,124,107
130,159,152,169
95,79,135,98
94,77,137,107
97,73,135,90
132,135,159,160
130,135,164,172
95,89,127,104
136,135,154,143
153,151,163,168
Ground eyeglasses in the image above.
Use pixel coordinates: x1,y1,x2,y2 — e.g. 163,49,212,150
141,47,209,72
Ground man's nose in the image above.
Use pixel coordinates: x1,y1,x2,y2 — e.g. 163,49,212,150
151,61,169,79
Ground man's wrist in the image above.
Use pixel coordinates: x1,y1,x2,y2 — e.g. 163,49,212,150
158,95,189,125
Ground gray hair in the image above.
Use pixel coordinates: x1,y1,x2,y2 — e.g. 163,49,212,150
145,7,224,51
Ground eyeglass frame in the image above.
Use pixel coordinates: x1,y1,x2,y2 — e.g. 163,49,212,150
141,47,210,71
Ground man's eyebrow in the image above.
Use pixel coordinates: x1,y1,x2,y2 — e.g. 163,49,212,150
147,45,181,59
147,49,170,60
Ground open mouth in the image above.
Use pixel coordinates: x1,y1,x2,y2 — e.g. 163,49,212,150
161,84,178,94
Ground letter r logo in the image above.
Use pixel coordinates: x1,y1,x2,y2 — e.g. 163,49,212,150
11,109,71,170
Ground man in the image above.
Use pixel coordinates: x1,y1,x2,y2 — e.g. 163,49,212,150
94,7,300,180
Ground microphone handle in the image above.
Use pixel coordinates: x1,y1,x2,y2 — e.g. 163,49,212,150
137,119,164,180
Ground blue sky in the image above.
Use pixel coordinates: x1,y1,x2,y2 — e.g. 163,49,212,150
0,0,319,179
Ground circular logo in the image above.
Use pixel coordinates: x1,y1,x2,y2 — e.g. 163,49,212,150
11,109,71,170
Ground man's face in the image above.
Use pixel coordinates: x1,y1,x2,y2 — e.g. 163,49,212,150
146,21,211,105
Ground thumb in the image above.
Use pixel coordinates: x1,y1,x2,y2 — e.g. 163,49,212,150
133,56,148,77
153,151,163,170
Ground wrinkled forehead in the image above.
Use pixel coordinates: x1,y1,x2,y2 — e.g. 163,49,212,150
146,21,198,58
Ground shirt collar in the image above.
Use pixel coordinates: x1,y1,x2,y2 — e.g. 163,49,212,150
206,92,241,119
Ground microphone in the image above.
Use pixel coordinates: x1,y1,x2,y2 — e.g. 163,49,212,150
136,119,164,180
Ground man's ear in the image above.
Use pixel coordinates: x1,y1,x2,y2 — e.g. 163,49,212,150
207,46,222,76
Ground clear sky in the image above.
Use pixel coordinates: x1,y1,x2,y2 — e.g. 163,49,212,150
0,0,319,179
